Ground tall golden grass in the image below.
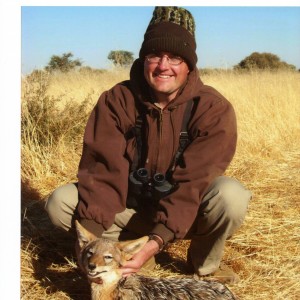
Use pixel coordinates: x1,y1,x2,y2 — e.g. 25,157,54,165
21,68,300,299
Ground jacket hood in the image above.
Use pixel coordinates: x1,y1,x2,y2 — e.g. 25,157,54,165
129,59,203,109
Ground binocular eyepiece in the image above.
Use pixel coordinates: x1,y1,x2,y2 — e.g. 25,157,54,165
153,173,165,186
129,168,174,199
135,168,149,183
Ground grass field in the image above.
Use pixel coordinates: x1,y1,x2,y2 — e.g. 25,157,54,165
21,68,300,299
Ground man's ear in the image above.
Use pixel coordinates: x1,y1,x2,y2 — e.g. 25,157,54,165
116,236,149,261
75,220,97,249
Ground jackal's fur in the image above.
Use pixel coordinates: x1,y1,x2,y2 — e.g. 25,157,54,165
75,220,237,300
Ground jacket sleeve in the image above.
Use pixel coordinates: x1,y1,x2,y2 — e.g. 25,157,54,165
76,88,132,233
152,95,237,240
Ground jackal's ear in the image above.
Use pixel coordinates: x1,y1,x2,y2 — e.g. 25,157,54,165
75,220,97,249
116,236,149,261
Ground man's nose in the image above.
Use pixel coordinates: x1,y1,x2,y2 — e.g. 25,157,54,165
157,56,169,68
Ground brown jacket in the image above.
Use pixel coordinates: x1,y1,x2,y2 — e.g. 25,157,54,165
77,60,237,243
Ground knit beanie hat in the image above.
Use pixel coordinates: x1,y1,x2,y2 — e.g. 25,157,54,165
139,6,197,70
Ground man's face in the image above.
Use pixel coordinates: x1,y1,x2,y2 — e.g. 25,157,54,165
143,52,190,102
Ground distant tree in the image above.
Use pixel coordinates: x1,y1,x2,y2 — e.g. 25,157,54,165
108,50,134,67
234,52,296,71
45,52,82,72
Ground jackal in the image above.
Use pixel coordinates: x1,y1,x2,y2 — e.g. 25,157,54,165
75,220,237,300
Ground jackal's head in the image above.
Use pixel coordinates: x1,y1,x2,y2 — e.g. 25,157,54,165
75,220,148,285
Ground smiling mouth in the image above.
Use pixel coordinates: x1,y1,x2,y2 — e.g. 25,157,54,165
156,74,173,79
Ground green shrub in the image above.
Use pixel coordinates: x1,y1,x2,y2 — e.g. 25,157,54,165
234,52,296,71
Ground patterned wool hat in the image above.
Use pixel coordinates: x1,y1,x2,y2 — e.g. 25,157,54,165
139,6,197,69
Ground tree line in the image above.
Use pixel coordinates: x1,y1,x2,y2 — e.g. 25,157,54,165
43,51,297,73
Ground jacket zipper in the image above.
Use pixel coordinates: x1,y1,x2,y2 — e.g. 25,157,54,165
156,109,163,173
159,109,163,144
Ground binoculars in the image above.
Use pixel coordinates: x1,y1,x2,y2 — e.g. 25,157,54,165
129,168,174,199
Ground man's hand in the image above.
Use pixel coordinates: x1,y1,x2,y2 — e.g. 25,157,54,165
120,239,159,277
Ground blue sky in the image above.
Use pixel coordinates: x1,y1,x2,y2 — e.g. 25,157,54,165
21,6,300,74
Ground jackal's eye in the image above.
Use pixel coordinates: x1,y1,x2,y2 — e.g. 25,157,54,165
86,249,94,258
103,254,113,263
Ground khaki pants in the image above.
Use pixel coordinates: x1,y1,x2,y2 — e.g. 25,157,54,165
45,176,251,275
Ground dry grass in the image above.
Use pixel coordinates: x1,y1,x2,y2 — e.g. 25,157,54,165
21,68,300,299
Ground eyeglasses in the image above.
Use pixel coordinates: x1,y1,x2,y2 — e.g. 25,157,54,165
145,54,184,66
